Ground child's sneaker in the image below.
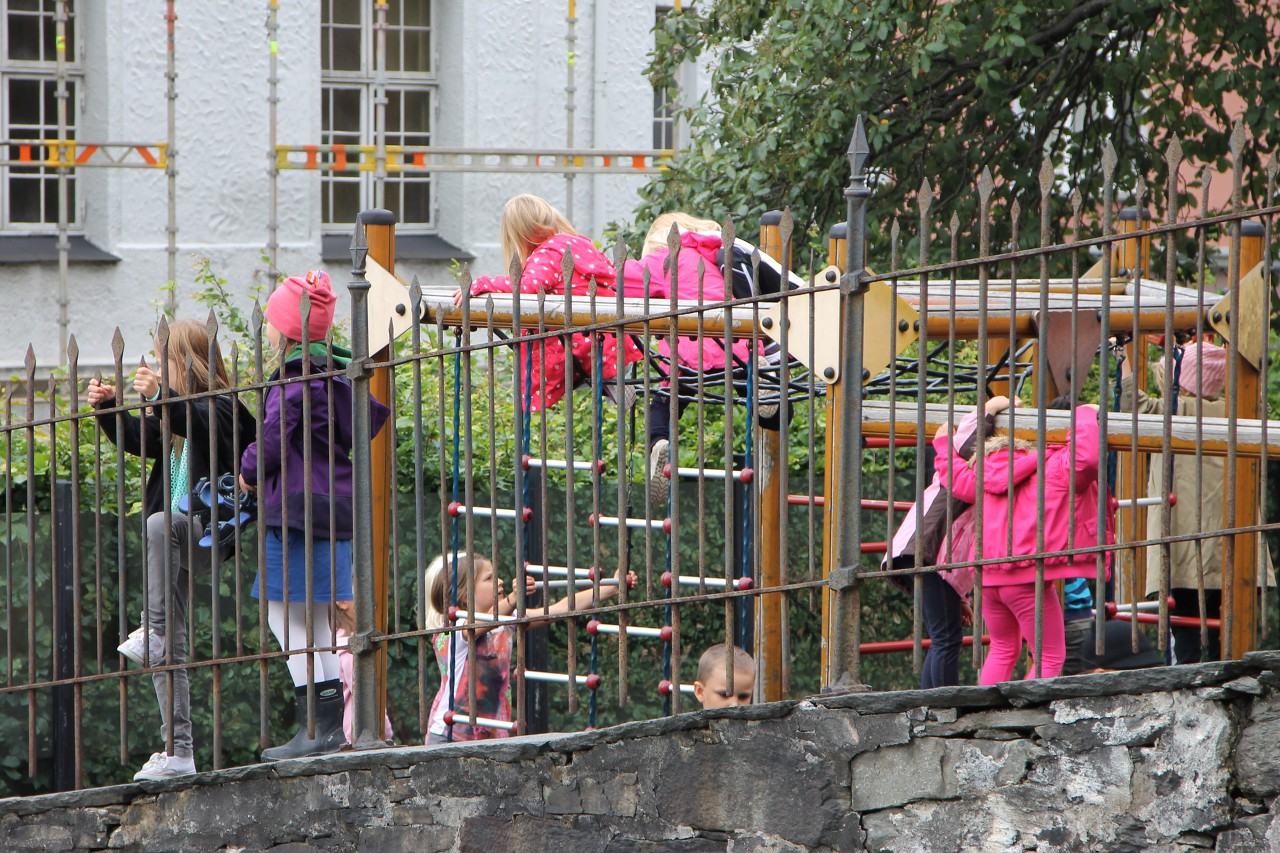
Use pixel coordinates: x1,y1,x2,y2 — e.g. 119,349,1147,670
117,625,166,666
647,439,670,508
133,751,195,781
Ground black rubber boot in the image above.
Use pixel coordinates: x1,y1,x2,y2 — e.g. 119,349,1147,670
261,679,347,761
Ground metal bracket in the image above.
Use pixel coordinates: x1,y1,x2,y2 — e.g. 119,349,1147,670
828,566,859,590
347,629,383,656
760,266,919,385
1208,261,1266,369
365,256,416,353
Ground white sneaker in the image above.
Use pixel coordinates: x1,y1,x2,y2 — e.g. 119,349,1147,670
118,626,166,666
133,751,195,781
648,439,670,508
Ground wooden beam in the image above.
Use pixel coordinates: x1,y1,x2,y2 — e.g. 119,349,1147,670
364,216,395,739
858,401,1280,459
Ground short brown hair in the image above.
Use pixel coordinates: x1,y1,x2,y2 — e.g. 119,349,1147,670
697,643,755,682
428,552,494,618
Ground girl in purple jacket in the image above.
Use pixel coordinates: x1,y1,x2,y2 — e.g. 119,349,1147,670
935,399,1113,684
239,270,389,760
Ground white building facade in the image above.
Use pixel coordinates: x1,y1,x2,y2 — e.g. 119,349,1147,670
0,0,673,370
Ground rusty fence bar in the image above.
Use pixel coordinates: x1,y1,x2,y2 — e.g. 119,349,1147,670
1,122,1278,793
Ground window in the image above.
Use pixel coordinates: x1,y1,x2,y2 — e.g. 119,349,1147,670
653,5,676,151
2,0,79,230
321,0,433,231
653,86,674,151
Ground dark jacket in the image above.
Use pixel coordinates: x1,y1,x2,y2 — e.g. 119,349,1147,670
95,389,256,519
240,349,391,540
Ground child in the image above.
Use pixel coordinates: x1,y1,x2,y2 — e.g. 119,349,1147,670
459,194,643,412
692,643,756,709
333,601,394,743
884,396,1007,688
935,398,1112,684
88,320,255,781
239,270,390,761
621,212,801,504
1117,341,1271,663
425,552,636,742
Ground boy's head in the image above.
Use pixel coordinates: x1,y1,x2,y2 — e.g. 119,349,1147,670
693,644,756,709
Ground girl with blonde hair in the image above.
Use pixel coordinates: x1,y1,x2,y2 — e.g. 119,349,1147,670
461,194,642,411
88,318,256,781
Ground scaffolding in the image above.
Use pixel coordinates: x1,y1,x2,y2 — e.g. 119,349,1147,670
0,0,673,365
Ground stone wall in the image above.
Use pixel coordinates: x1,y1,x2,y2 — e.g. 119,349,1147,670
4,652,1280,852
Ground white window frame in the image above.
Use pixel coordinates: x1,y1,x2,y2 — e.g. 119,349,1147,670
321,0,436,233
1,0,82,231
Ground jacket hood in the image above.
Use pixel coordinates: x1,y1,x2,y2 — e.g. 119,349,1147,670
976,446,1040,495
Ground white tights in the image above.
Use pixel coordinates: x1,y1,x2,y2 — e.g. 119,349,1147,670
267,601,343,687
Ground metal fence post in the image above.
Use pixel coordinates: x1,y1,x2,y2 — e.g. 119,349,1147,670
827,117,871,692
52,480,75,791
347,215,381,748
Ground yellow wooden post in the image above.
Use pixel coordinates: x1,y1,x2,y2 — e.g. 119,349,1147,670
817,221,847,684
361,210,396,735
755,211,785,701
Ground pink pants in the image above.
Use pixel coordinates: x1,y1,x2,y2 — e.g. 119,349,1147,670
979,583,1065,685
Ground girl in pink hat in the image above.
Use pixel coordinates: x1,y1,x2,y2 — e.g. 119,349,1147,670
240,270,390,759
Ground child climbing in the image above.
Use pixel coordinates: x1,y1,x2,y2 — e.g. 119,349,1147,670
239,270,390,761
935,397,1113,684
620,212,767,505
88,319,256,781
425,552,636,742
455,194,643,412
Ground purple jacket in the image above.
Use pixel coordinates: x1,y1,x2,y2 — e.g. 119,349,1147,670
240,353,390,540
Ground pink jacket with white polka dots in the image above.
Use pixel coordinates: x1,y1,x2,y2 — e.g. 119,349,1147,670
469,233,643,411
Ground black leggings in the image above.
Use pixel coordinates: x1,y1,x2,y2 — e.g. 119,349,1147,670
1169,587,1222,664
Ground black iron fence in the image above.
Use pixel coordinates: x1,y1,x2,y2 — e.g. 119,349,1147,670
3,117,1278,793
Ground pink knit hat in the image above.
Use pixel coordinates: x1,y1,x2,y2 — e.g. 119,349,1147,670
1175,342,1228,399
265,270,336,343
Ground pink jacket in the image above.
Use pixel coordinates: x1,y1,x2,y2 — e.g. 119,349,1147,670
934,406,1115,587
470,234,643,411
620,232,755,373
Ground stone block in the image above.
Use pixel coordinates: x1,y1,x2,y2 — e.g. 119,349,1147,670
1129,692,1233,842
850,738,953,812
355,824,454,853
1214,811,1280,852
920,707,1053,738
1039,693,1173,751
458,814,614,850
1236,703,1280,798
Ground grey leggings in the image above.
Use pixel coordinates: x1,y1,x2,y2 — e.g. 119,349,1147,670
143,511,209,759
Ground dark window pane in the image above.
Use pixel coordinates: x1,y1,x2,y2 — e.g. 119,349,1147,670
330,26,362,71
44,176,58,220
385,90,401,133
403,29,429,72
10,79,41,125
329,87,362,133
64,8,74,55
402,0,429,27
403,90,429,133
8,15,40,60
9,178,42,222
330,0,361,25
326,180,360,226
401,179,429,224
386,29,401,73
11,1,40,12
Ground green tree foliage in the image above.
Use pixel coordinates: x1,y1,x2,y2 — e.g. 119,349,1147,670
645,0,1280,253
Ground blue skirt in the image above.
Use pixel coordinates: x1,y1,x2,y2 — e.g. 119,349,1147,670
253,526,353,603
